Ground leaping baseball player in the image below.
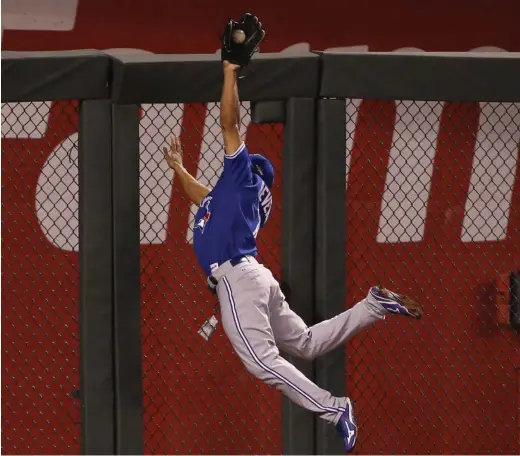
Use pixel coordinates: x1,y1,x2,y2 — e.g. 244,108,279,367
163,14,424,453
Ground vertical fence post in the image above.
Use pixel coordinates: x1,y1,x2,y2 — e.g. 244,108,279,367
79,99,115,455
281,97,317,455
315,98,348,455
112,104,144,455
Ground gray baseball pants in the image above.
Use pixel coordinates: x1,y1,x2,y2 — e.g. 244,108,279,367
212,256,386,424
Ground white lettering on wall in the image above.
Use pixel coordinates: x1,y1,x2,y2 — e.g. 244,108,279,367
470,46,508,52
377,100,444,243
461,46,517,242
33,102,184,251
326,45,369,53
461,102,520,242
139,103,184,244
2,0,78,31
345,98,363,194
36,132,79,252
1,102,52,139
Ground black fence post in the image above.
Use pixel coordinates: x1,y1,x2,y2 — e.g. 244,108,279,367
315,98,348,455
281,97,317,455
112,104,144,455
79,99,115,455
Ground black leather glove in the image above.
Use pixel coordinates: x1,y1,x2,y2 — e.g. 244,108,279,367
221,13,265,67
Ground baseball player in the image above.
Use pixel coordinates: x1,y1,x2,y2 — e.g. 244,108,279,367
162,58,424,452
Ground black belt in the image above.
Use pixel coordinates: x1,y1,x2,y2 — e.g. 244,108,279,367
207,256,250,294
230,255,251,267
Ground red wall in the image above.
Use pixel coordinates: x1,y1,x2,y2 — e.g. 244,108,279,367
2,0,520,454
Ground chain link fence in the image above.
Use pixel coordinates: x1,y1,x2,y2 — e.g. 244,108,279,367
138,102,284,454
343,99,520,454
4,97,516,455
1,101,81,454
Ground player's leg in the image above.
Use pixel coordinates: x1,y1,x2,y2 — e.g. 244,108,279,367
269,286,384,360
268,274,422,360
216,262,350,425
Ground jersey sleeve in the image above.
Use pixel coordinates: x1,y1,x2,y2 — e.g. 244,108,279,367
223,142,253,186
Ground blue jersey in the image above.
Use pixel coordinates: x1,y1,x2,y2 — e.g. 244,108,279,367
193,143,273,277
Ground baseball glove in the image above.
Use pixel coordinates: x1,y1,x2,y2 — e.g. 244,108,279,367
221,13,265,67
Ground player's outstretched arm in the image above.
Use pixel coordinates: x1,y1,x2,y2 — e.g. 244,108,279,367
220,61,243,155
163,135,210,206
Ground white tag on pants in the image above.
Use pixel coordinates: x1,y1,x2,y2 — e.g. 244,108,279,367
198,315,219,341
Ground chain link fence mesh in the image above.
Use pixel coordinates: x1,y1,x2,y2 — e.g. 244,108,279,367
4,97,515,455
138,102,283,454
343,99,520,455
2,101,81,454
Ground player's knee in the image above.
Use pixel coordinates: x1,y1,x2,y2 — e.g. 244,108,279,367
299,348,316,361
294,333,317,361
278,334,316,360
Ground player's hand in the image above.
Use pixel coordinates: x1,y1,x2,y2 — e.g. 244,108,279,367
223,60,241,72
163,135,183,170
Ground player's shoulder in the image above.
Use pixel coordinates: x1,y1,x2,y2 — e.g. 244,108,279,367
225,142,248,160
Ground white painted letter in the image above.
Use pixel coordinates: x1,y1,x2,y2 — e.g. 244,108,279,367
139,103,184,244
36,133,79,251
377,100,444,243
461,102,520,242
1,102,52,139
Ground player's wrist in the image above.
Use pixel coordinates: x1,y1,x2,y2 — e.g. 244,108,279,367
223,62,240,75
172,162,185,173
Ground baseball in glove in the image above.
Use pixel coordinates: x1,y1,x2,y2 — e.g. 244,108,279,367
221,13,265,67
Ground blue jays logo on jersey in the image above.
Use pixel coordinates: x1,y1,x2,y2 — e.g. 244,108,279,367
195,196,212,233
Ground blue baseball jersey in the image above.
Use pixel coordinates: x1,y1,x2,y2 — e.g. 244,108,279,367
193,143,273,277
